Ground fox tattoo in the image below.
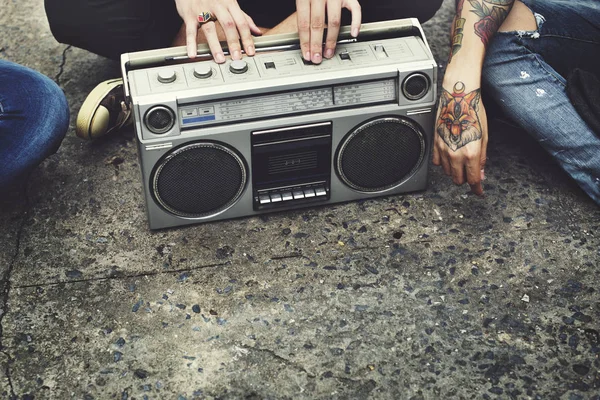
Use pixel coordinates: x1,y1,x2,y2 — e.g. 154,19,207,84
437,82,482,151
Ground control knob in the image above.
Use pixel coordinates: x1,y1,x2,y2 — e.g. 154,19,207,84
157,69,177,83
193,64,213,79
229,59,248,74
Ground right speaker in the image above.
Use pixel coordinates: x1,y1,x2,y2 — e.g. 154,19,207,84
335,116,426,193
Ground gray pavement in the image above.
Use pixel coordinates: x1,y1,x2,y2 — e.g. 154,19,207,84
1,0,599,399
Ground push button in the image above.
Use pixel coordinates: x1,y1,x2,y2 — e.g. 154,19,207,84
281,192,293,201
181,108,198,118
259,195,271,205
270,193,282,202
264,61,276,69
292,190,305,199
315,187,327,197
303,188,316,198
340,52,351,61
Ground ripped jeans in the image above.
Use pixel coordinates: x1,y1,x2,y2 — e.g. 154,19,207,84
482,0,600,205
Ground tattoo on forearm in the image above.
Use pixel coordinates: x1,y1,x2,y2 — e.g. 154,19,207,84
448,0,466,63
470,0,514,48
437,82,482,152
448,0,514,63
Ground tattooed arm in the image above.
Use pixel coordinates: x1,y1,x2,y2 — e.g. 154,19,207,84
433,0,515,196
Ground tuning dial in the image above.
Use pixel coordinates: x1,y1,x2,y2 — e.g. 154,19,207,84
229,59,248,74
193,64,213,79
157,69,177,83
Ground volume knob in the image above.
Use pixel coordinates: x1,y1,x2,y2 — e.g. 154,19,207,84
229,59,248,74
193,64,213,79
157,69,177,83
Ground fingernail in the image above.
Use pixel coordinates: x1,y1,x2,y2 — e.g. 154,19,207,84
304,51,311,61
481,169,486,181
351,27,359,37
247,45,255,56
324,48,334,58
215,53,225,63
233,50,241,59
312,53,322,64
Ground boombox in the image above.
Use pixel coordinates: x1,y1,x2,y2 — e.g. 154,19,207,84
121,18,437,229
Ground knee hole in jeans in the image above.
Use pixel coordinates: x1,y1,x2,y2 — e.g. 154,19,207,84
497,1,538,33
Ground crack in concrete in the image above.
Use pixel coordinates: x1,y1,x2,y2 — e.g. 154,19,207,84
0,199,30,399
239,344,376,390
240,344,317,378
55,45,71,85
11,253,305,290
271,253,303,260
12,261,232,289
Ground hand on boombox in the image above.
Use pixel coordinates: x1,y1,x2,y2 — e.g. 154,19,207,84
173,0,362,65
174,0,262,61
296,0,362,64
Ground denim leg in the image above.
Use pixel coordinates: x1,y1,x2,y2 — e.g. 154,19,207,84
520,0,600,78
0,60,69,190
482,1,600,205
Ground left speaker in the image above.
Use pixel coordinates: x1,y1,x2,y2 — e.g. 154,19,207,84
150,142,247,218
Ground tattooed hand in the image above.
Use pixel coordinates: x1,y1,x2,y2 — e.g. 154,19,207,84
437,82,482,151
433,81,488,196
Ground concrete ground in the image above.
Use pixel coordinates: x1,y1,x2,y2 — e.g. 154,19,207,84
1,0,599,399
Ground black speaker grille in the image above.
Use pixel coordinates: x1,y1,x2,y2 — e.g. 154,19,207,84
146,106,175,134
403,73,429,100
152,142,246,218
336,117,425,192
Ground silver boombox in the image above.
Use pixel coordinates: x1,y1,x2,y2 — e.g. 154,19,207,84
121,18,437,229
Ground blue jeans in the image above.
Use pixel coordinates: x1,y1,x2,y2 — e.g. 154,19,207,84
482,0,600,205
0,60,69,191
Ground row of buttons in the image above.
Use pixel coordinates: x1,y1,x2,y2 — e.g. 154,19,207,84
155,60,249,85
259,187,327,205
157,43,388,84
